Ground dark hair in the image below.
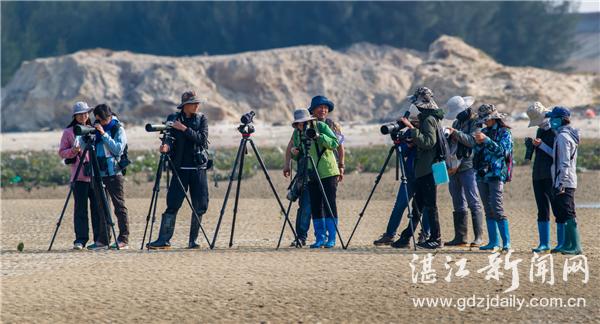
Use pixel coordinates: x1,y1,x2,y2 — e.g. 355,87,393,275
93,104,116,121
563,117,571,125
496,118,511,129
66,115,92,128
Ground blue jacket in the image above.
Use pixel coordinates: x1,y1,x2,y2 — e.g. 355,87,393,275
473,123,512,183
95,118,127,177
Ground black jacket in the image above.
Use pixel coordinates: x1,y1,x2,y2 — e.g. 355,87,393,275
532,127,555,181
165,112,209,169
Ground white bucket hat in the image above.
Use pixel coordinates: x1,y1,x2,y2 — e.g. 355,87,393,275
72,101,93,115
444,96,474,120
291,108,316,126
526,102,549,127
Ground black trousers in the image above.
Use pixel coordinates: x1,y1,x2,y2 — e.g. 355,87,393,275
308,176,338,219
73,181,100,245
163,168,209,242
533,178,558,222
413,173,440,242
553,188,576,224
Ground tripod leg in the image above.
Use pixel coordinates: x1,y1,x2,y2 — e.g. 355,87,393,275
248,140,300,244
307,155,346,249
164,155,212,247
88,147,120,250
229,141,246,248
396,147,417,251
49,144,93,251
141,155,164,249
210,139,245,249
346,146,396,248
276,199,295,249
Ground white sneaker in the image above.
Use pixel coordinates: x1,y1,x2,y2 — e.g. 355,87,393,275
73,243,84,250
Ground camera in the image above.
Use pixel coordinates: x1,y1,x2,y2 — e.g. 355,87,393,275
145,121,174,132
240,111,255,124
380,121,410,141
74,124,97,136
524,137,535,161
305,126,319,140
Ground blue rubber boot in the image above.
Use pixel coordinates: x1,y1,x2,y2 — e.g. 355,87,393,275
532,221,551,253
551,222,566,253
310,218,327,249
561,218,582,255
479,218,500,251
497,219,511,252
324,218,337,248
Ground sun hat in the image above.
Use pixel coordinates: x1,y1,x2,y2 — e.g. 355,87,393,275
444,96,475,120
526,102,550,127
292,108,316,126
177,90,202,109
308,95,334,113
477,104,507,124
72,101,93,115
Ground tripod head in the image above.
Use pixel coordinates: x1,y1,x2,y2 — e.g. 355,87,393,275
237,111,256,136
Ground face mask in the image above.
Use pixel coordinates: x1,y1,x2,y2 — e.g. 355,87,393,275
456,108,471,122
550,117,562,130
540,119,551,131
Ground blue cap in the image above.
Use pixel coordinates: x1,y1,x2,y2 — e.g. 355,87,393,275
308,95,334,113
545,106,570,118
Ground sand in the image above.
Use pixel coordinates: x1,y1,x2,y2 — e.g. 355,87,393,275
1,167,599,323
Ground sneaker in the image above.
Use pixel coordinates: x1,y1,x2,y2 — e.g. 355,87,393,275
373,234,395,246
147,241,171,250
87,242,108,251
109,241,129,250
73,243,84,250
417,231,430,245
290,239,306,247
187,242,200,249
391,239,410,249
417,240,443,250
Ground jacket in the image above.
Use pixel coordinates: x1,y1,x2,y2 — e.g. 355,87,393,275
292,121,340,179
95,118,127,177
58,126,91,183
409,108,444,178
532,127,555,181
539,126,579,189
451,115,477,172
165,112,209,169
473,123,513,183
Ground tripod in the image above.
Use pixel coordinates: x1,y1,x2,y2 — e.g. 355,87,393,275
210,123,299,249
276,129,347,249
139,131,211,250
48,134,120,251
346,138,417,250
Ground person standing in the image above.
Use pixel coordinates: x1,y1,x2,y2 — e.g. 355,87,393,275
526,102,558,253
535,106,582,255
148,91,210,249
473,104,513,252
443,96,484,247
58,102,101,250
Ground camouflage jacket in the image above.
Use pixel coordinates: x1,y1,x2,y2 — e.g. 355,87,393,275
473,123,513,183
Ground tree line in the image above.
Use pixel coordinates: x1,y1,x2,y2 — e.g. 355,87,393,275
1,1,579,86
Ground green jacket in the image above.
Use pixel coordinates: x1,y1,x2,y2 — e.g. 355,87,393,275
409,108,445,178
292,121,340,179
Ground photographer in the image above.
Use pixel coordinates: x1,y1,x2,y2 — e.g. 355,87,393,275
89,104,130,250
148,91,209,250
58,102,101,250
373,106,422,247
534,106,581,255
399,87,445,249
472,104,513,252
283,95,344,246
525,102,558,253
443,96,484,247
290,108,340,248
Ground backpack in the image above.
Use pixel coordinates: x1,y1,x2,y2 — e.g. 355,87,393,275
109,123,131,175
433,119,452,167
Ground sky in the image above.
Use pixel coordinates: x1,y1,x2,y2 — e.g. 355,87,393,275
574,1,600,12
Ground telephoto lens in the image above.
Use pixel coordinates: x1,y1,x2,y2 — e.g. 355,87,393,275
145,121,174,132
380,122,401,135
524,137,535,161
305,127,319,139
74,124,96,136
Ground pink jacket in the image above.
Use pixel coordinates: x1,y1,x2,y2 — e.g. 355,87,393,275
58,127,91,182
